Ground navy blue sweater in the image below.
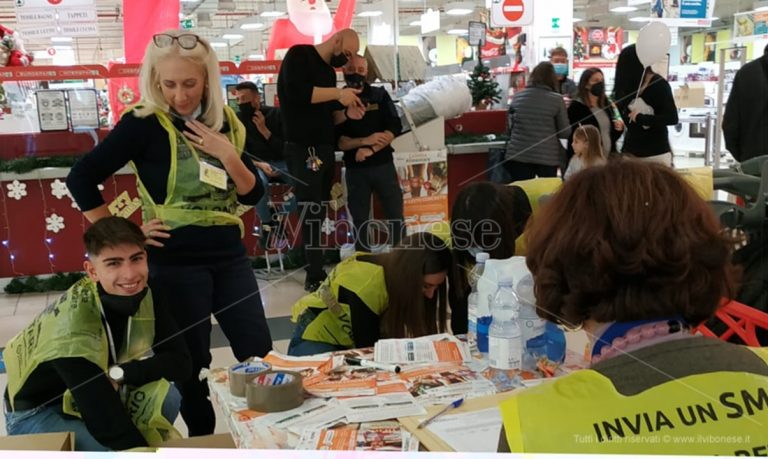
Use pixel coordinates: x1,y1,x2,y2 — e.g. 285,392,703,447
67,111,264,264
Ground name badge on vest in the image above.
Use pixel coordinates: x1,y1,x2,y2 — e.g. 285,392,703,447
199,161,228,190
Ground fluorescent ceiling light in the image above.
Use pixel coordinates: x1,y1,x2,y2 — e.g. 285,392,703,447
573,17,584,23
222,33,244,40
358,3,384,17
444,2,474,15
447,29,467,35
210,41,228,48
611,6,638,12
241,22,265,30
248,54,265,60
358,10,383,17
180,0,198,3
445,8,473,15
53,45,73,50
756,6,768,12
51,36,73,42
629,16,650,22
409,20,422,26
260,11,285,17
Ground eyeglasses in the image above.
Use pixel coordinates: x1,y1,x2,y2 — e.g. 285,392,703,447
152,33,203,50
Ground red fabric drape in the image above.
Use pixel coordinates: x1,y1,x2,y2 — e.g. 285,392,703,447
109,0,179,118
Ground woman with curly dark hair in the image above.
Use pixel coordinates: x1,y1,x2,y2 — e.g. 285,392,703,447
498,160,768,454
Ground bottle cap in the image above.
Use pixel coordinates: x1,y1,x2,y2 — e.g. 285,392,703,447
475,252,490,263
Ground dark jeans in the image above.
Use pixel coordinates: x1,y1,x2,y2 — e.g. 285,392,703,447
150,253,272,436
287,310,346,356
285,142,335,283
345,162,404,251
503,160,559,182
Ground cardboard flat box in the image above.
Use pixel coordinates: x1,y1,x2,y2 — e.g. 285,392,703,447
161,433,236,449
0,432,74,451
674,83,706,109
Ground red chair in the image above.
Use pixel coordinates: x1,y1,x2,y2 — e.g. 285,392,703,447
694,299,768,346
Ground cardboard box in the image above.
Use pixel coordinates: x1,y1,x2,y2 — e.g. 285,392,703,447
674,83,706,109
0,432,74,451
161,433,236,449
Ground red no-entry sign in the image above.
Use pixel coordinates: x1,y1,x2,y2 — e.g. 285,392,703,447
502,0,525,22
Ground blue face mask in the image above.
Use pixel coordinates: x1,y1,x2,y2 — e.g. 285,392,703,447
553,63,569,77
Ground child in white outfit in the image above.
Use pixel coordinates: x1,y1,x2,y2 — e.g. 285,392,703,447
564,125,607,180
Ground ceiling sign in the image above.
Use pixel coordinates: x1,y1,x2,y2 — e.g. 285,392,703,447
14,0,98,38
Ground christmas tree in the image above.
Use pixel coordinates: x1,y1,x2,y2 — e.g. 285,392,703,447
574,32,586,61
467,62,501,108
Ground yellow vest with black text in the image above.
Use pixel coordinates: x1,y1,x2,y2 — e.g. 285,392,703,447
291,254,388,348
2,278,179,447
499,346,768,454
508,178,562,255
127,106,247,236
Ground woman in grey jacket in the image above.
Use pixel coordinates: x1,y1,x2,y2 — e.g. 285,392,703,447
504,62,571,181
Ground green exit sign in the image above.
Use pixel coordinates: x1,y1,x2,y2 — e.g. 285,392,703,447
180,18,195,30
552,18,560,29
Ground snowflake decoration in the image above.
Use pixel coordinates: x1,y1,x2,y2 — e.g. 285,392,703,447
45,213,65,233
6,180,27,200
51,179,69,199
98,184,105,191
321,218,336,236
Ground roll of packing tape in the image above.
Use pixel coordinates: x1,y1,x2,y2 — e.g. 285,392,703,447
229,361,272,397
246,370,304,413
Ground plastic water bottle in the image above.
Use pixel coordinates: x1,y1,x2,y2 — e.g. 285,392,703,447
517,274,566,366
516,275,546,370
488,275,522,370
467,252,489,351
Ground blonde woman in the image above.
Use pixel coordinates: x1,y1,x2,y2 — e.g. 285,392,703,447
67,30,273,436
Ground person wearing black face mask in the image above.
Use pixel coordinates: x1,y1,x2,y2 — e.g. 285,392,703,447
335,55,404,252
2,217,191,451
565,67,625,168
278,28,365,291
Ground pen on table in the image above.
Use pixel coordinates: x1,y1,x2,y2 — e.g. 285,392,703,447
417,398,464,429
344,357,401,374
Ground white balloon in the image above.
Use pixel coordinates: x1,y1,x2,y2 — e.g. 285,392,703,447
636,22,671,67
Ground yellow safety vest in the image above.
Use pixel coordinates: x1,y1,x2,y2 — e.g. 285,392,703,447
2,278,179,447
127,106,248,236
508,178,562,256
499,346,768,454
291,254,388,348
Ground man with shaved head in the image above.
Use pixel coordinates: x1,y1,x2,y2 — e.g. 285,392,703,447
278,28,363,291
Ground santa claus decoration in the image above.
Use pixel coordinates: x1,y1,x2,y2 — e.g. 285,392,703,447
0,24,34,67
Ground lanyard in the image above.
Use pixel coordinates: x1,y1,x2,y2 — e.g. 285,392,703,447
97,301,132,365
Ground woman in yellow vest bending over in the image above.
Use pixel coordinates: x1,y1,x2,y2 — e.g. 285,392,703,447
288,232,452,356
67,31,272,436
449,178,561,334
498,160,768,454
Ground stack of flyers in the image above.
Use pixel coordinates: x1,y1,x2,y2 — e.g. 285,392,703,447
262,351,332,377
399,363,497,407
374,334,472,364
338,393,427,423
296,421,420,451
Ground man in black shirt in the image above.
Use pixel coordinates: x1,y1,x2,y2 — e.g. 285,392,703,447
235,81,293,243
723,44,768,162
336,55,404,251
278,28,364,291
3,217,191,451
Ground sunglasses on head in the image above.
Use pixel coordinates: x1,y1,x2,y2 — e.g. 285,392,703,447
152,33,203,50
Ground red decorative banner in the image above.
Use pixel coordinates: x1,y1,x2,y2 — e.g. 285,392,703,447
218,61,239,75
108,63,141,78
238,60,282,75
0,65,108,81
